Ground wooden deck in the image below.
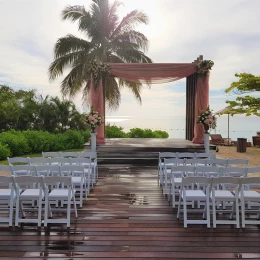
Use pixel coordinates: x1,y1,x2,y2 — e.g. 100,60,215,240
1,164,260,259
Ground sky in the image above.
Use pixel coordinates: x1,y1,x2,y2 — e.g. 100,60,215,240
0,0,260,119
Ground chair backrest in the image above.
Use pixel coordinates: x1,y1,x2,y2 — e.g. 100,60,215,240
13,175,44,186
227,158,249,167
60,165,85,177
185,158,207,166
49,157,71,166
7,157,30,166
177,152,196,159
158,152,178,160
247,167,260,175
171,166,196,177
29,157,50,166
196,166,223,177
43,176,73,187
182,176,212,185
69,157,92,166
60,152,80,158
212,176,240,185
0,175,14,187
195,152,216,159
210,134,224,145
42,152,61,158
79,152,97,159
223,166,248,177
204,158,228,167
35,165,60,177
164,158,186,166
11,165,36,176
240,177,260,190
0,165,12,175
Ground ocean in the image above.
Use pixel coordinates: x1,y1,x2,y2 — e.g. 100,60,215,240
106,115,260,142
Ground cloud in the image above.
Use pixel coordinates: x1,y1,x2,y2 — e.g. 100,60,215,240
0,0,259,118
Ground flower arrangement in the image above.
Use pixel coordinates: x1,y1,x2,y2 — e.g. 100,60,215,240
85,106,103,132
197,60,214,77
197,107,217,133
89,61,110,87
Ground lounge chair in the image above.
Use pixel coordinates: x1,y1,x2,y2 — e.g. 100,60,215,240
210,134,231,146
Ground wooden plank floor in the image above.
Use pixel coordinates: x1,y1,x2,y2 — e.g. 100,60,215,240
1,165,260,259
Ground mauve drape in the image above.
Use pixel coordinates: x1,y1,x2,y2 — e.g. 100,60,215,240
90,79,105,144
89,62,209,144
192,75,209,144
109,63,198,83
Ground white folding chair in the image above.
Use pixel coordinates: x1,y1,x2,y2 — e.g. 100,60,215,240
0,176,16,226
177,152,196,159
163,158,186,196
158,152,178,186
170,166,196,208
8,157,30,166
14,176,44,227
29,157,50,166
49,157,71,166
195,152,216,159
60,152,80,158
223,166,248,177
11,165,36,177
60,165,86,207
69,158,92,193
177,176,211,228
42,151,61,158
79,152,98,184
211,177,240,228
184,158,207,167
227,158,249,167
204,158,228,167
240,177,260,228
43,176,77,228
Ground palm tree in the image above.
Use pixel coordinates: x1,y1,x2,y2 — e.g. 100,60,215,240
49,0,152,110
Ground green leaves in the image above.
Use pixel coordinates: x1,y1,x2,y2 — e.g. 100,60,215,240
225,73,260,116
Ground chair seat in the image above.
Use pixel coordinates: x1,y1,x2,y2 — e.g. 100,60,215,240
0,189,12,198
212,190,235,200
20,189,41,198
48,189,75,200
173,177,182,184
242,191,260,201
183,190,207,200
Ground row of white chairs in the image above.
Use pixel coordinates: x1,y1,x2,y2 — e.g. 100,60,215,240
176,174,260,228
0,175,77,228
159,157,249,187
8,151,98,183
165,165,260,208
7,156,97,189
1,164,92,208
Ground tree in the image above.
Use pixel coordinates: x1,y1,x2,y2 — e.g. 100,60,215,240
225,73,260,116
48,0,152,110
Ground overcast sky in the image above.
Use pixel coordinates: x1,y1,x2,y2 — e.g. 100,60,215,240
0,0,259,117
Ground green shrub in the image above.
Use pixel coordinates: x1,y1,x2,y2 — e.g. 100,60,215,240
62,130,84,149
0,131,30,156
79,130,91,143
152,130,169,138
0,142,11,160
105,125,128,138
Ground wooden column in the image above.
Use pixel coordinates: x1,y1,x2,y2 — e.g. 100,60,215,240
186,73,197,140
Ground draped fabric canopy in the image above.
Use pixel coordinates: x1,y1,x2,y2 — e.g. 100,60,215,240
109,63,198,84
90,62,209,144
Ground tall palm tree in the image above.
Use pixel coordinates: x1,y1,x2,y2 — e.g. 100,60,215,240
49,0,152,110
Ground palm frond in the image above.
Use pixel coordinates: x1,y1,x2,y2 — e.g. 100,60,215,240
112,10,149,38
54,35,91,59
118,79,143,105
62,5,87,22
104,75,120,110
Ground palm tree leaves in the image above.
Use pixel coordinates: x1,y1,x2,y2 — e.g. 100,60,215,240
49,0,152,110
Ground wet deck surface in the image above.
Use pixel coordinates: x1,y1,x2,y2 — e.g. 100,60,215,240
1,165,260,259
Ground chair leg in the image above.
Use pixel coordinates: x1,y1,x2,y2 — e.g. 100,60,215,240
241,198,245,228
8,198,14,227
235,199,240,228
37,198,42,227
15,196,20,227
44,198,49,227
67,199,71,228
177,195,182,219
212,198,217,228
183,198,187,228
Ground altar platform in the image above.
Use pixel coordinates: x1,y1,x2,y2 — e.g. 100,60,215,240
85,138,216,165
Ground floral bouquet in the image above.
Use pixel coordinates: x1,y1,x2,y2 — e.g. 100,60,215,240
85,106,103,133
197,107,217,133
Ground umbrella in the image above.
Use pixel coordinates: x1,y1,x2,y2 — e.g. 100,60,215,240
215,107,232,145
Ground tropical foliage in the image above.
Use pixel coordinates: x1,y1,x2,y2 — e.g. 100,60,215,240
225,73,260,116
0,85,86,133
48,0,152,110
